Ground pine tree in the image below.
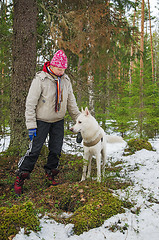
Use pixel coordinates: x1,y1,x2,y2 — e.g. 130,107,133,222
0,1,12,135
10,0,37,154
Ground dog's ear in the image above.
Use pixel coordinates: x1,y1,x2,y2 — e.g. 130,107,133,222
81,107,84,112
85,107,90,116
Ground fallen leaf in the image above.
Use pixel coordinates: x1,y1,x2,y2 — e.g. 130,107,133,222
80,197,86,202
8,235,15,240
78,189,84,193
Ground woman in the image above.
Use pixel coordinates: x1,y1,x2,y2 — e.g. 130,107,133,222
14,50,80,195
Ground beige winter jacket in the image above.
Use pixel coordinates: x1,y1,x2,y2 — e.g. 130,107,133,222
25,71,80,129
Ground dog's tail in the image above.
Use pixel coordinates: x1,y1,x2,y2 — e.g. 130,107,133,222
106,135,124,143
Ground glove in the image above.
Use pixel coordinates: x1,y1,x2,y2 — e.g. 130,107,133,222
76,132,83,143
28,128,37,141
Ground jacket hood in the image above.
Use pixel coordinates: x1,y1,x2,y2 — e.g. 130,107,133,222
42,61,50,72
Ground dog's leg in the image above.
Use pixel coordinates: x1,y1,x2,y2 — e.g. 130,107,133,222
81,150,92,181
81,159,87,181
96,153,101,182
87,156,92,179
101,148,107,178
81,152,89,181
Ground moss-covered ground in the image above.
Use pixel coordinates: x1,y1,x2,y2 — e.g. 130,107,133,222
0,144,136,238
124,138,154,155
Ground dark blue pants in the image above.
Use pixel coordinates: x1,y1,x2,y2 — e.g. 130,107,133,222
18,119,64,173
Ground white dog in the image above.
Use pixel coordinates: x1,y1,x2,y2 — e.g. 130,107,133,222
70,107,124,182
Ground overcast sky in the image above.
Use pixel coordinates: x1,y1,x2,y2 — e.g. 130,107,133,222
148,0,158,17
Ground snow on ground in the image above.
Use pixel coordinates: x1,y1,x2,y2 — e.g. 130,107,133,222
1,135,159,240
0,135,10,153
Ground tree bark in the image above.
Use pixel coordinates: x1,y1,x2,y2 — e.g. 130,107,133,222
10,0,37,154
139,0,144,137
130,0,137,84
148,0,155,82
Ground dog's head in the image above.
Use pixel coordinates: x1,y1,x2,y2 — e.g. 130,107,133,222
70,107,91,133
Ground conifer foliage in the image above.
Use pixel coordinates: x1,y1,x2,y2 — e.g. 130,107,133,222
0,0,159,155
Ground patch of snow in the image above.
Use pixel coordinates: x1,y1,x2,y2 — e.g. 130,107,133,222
1,134,159,240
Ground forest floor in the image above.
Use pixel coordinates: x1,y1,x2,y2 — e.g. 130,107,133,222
0,145,133,239
1,139,159,240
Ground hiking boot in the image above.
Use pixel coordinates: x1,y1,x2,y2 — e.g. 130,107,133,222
14,171,30,195
51,178,59,186
45,168,59,186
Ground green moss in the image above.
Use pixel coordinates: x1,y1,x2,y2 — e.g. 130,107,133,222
67,192,125,235
124,138,154,155
44,182,90,212
39,145,49,157
0,202,40,240
1,152,133,237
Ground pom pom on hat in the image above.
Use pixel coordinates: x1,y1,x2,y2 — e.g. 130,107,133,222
50,50,68,69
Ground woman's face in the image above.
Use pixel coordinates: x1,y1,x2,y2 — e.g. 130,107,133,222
51,66,65,76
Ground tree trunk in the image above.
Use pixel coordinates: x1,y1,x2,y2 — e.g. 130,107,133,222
148,0,155,82
139,0,144,137
88,71,94,116
130,0,137,84
86,6,95,116
10,0,37,154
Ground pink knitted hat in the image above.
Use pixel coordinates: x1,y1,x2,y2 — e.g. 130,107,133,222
50,50,68,69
